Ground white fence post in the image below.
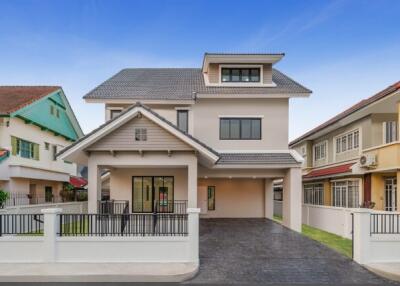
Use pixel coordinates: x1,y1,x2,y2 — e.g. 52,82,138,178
352,209,370,264
41,208,62,262
187,208,200,265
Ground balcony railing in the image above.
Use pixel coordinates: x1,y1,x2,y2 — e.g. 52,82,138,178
154,200,187,214
3,192,87,208
97,200,129,215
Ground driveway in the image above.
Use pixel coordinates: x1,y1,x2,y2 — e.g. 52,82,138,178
187,218,397,284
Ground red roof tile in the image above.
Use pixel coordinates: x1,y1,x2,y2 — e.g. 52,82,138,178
69,176,88,188
304,163,354,179
290,81,400,146
0,86,60,115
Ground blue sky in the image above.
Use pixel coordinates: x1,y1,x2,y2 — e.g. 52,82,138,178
0,0,399,140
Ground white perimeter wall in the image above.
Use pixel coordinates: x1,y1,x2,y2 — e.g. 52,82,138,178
0,202,87,214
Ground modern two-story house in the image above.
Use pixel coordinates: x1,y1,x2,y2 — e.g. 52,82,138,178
290,81,400,211
0,86,84,203
59,53,311,232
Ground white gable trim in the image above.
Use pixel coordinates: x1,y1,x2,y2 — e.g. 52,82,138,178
59,106,219,162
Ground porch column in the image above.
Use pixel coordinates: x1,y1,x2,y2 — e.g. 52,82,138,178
187,159,198,208
88,162,101,213
264,179,274,219
282,167,302,232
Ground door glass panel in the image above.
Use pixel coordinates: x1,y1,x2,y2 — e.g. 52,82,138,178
164,177,174,212
133,177,143,212
142,177,153,212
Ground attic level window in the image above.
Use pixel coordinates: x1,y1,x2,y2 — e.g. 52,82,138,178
221,68,260,83
135,128,147,141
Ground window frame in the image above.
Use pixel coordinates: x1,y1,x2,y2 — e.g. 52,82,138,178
219,117,262,140
331,179,360,208
335,129,360,155
221,68,261,83
384,121,398,144
313,141,327,161
177,110,189,133
207,186,216,211
135,128,147,141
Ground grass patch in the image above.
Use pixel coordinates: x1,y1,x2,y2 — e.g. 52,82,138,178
272,215,352,258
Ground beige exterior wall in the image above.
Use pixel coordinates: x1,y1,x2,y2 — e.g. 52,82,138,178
109,167,188,212
198,178,265,218
105,98,289,151
87,116,192,151
0,117,77,180
1,177,63,199
192,98,288,150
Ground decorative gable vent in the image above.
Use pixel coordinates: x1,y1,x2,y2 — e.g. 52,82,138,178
135,128,147,141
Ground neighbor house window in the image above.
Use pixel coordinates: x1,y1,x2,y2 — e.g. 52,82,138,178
384,121,397,144
303,183,324,205
52,145,57,161
221,68,260,82
314,141,326,161
177,110,188,133
11,136,39,160
332,180,359,208
336,130,359,153
110,109,122,120
45,142,50,150
207,186,215,210
135,128,147,141
220,118,261,140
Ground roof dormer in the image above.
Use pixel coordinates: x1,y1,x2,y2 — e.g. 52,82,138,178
202,53,284,87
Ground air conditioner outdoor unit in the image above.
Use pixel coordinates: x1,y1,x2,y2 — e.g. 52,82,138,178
359,154,377,168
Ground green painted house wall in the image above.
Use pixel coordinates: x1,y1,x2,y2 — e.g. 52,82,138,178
11,91,80,141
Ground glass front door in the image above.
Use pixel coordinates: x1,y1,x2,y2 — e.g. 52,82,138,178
132,176,174,213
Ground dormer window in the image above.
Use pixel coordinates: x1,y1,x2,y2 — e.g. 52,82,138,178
221,68,260,83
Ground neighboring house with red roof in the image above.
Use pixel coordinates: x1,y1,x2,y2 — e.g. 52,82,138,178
0,86,84,203
290,81,400,211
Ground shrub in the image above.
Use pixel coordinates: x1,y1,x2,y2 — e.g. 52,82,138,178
0,189,10,208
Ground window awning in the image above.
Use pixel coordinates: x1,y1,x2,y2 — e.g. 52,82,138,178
304,163,355,179
69,176,88,188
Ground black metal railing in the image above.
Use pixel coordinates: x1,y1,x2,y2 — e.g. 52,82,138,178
58,213,188,237
97,200,129,215
370,213,400,235
3,192,87,208
0,214,44,236
154,200,187,214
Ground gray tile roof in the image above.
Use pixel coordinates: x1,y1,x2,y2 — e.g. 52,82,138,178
217,153,299,165
84,68,311,100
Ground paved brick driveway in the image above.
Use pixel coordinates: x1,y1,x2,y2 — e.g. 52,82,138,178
187,218,397,284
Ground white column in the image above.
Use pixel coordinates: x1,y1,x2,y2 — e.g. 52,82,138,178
88,160,101,213
187,208,200,265
187,158,198,208
282,167,302,232
353,209,371,264
264,179,274,219
41,208,62,262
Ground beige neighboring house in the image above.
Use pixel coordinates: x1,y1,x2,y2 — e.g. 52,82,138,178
59,53,311,231
0,86,84,204
290,81,400,211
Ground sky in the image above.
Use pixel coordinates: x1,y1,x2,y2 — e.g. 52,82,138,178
0,0,399,140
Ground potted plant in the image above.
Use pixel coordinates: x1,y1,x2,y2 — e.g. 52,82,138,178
360,201,376,209
0,189,9,209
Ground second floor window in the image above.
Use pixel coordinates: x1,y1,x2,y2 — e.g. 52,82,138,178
177,110,188,133
221,68,260,83
135,128,147,141
384,121,397,144
11,136,39,160
314,141,326,161
220,118,261,140
336,130,359,153
110,110,122,120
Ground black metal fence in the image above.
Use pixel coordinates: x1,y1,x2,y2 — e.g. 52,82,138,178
154,200,187,214
370,213,400,234
58,213,188,237
98,200,129,215
0,214,44,236
4,192,86,208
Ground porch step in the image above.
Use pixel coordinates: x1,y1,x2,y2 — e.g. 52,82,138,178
0,262,198,282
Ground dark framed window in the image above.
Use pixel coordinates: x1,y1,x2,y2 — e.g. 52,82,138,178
220,118,261,140
207,186,215,211
177,110,189,133
110,109,122,120
135,128,147,141
45,186,53,203
221,68,260,82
